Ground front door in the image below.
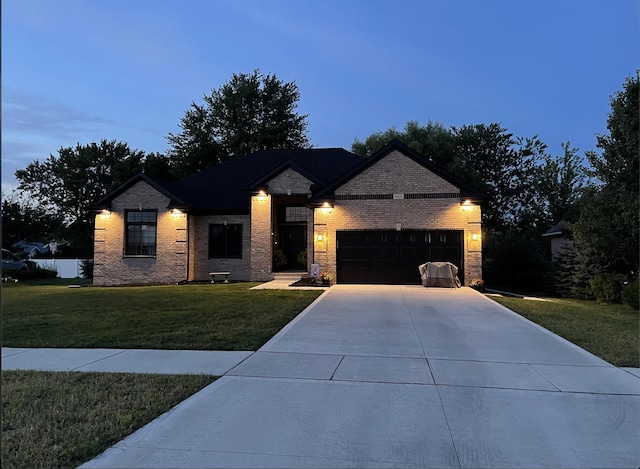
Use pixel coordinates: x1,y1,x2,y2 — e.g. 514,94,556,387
276,225,307,271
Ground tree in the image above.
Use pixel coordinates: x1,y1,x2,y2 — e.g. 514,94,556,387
1,191,65,249
167,70,310,175
14,140,158,255
450,123,547,234
352,120,456,167
573,73,639,273
534,142,586,227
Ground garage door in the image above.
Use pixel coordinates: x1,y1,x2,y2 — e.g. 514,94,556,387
336,230,463,284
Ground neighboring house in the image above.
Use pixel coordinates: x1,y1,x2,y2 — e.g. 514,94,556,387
542,219,573,262
89,140,485,286
12,241,53,258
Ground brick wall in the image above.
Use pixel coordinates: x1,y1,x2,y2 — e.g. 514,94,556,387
250,194,273,281
189,214,251,281
93,181,188,286
267,168,313,195
338,150,459,194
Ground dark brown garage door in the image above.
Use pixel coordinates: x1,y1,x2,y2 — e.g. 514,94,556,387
336,230,463,284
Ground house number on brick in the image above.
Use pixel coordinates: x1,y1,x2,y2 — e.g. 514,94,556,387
393,193,405,199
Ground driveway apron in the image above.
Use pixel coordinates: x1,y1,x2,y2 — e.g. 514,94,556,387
82,285,640,468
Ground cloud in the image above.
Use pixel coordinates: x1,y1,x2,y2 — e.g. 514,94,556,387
2,86,117,138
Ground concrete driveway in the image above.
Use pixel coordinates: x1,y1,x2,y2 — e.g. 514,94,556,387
82,285,640,468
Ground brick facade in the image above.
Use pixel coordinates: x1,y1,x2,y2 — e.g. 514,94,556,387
267,168,313,195
311,150,482,285
189,213,251,282
93,181,188,286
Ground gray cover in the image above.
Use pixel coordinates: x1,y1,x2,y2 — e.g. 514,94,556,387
418,262,461,288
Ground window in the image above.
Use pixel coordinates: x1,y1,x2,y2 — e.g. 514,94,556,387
125,210,157,256
209,224,242,258
285,206,307,222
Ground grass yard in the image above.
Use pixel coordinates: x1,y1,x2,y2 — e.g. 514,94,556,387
1,370,215,469
2,282,322,350
490,296,639,367
1,282,320,468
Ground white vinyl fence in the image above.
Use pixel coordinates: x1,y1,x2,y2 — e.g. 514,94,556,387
32,258,91,279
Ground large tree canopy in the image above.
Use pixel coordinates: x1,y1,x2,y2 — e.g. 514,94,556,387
352,120,455,168
167,70,310,176
534,142,586,227
450,123,546,234
14,140,163,255
1,191,65,249
573,73,639,272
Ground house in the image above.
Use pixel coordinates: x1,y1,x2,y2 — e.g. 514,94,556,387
11,240,55,258
89,140,485,286
542,219,572,262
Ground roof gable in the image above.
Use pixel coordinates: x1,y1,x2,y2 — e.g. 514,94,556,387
254,165,316,195
312,139,486,201
88,173,188,211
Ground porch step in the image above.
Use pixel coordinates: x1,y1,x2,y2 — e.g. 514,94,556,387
272,272,307,281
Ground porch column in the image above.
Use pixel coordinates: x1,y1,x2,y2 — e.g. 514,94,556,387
250,194,273,281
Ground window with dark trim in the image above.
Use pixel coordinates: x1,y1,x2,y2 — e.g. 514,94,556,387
209,224,242,258
125,210,157,256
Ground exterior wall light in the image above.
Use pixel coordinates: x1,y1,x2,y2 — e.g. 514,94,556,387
471,233,478,241
100,209,111,218
317,234,323,241
171,209,183,218
461,200,474,211
256,190,268,201
319,202,333,214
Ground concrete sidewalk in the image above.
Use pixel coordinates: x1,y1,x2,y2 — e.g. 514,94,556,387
1,347,252,375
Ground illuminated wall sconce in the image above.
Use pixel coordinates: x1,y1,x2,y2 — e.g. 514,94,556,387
316,234,323,241
171,209,184,218
461,199,474,211
319,202,333,214
471,233,479,241
256,190,268,201
100,209,111,218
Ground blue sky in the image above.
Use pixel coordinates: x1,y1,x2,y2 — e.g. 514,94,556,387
2,0,638,192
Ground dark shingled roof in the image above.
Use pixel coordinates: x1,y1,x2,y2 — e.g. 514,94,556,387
91,148,364,213
91,143,486,213
168,148,364,212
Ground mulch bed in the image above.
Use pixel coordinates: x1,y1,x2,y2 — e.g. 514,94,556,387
289,278,326,287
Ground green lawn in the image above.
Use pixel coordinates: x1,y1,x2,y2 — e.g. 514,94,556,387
1,371,215,469
1,282,323,469
490,296,639,367
2,282,322,350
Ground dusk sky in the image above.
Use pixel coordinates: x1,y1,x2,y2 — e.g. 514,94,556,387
2,0,638,192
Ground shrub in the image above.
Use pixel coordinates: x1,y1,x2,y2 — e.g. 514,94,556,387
296,250,307,266
273,249,287,268
12,266,58,281
589,273,626,303
622,277,639,310
80,259,94,279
